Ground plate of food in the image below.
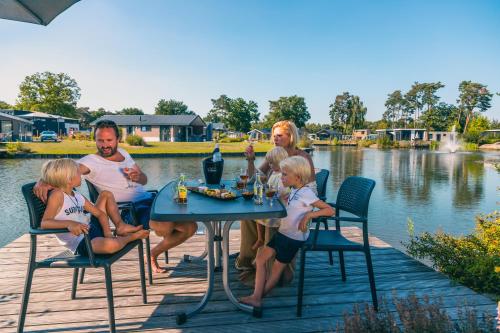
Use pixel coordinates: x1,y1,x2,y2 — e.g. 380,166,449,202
187,186,240,200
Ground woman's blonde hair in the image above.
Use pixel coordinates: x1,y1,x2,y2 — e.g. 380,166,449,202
265,146,289,167
271,120,299,148
280,155,311,185
41,158,79,189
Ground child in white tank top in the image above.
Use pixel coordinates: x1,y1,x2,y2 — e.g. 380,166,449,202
40,159,149,255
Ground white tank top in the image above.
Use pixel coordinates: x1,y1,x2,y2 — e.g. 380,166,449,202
53,191,90,253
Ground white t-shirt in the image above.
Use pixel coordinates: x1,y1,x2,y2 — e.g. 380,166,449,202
78,148,152,203
53,191,90,253
279,186,319,241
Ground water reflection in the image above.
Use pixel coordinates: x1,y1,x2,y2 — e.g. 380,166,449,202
0,148,498,249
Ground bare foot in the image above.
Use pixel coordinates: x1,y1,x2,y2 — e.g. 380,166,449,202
251,238,264,251
116,223,143,236
239,295,262,307
130,229,149,241
151,256,167,273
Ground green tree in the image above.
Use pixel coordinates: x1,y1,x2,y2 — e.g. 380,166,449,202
404,82,426,128
226,98,259,132
264,95,310,128
305,122,330,133
204,95,231,123
420,102,458,131
457,81,493,133
16,72,81,118
329,92,367,134
118,107,144,115
0,100,12,109
77,107,114,129
463,115,490,143
383,90,407,128
155,99,195,116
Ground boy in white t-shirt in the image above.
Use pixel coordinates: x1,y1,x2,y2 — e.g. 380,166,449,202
240,156,334,308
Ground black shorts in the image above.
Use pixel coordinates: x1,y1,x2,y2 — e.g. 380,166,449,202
267,232,305,264
121,195,154,230
75,217,104,256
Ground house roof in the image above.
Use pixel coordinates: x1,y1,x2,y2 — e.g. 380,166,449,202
19,111,78,121
376,128,426,132
248,128,271,135
90,114,206,127
211,122,226,130
316,129,340,135
0,111,33,124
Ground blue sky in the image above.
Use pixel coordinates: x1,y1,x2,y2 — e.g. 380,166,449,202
1,0,499,123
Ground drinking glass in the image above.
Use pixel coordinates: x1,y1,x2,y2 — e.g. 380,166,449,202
239,168,249,190
265,184,277,205
121,161,136,188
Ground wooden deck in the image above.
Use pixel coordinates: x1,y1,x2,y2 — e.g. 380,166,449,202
0,227,497,332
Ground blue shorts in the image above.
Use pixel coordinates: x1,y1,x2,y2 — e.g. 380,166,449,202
121,196,154,230
75,217,104,256
267,232,305,264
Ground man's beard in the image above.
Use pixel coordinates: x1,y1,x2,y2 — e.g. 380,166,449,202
97,145,118,157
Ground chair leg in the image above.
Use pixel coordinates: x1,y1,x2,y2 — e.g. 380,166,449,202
79,268,85,284
17,266,35,333
339,250,346,281
297,248,306,317
365,250,378,311
138,242,147,304
164,251,169,264
145,238,153,285
71,268,79,299
104,265,116,333
322,220,334,265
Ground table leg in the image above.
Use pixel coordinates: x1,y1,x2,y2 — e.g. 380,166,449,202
214,221,222,271
183,228,208,263
176,221,215,325
222,220,263,318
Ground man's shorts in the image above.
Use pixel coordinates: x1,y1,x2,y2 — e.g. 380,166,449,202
75,217,104,257
121,195,155,230
266,232,305,264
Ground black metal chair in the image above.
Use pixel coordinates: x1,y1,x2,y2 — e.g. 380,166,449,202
84,179,167,285
313,169,333,265
297,176,378,317
18,182,147,333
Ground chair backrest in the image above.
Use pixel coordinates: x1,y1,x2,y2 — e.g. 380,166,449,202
335,176,376,219
315,169,329,201
85,179,99,203
22,182,47,229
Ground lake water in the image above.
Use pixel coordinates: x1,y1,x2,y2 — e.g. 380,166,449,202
0,147,498,250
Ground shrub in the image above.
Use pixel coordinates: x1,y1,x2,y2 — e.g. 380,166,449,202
337,293,495,333
331,137,340,146
6,142,31,154
463,142,478,151
357,139,375,148
377,135,393,148
398,140,411,149
219,137,244,143
430,140,440,150
404,211,500,299
297,136,313,148
72,132,91,141
125,135,145,146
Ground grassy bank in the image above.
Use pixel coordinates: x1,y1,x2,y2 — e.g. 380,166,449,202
16,140,274,155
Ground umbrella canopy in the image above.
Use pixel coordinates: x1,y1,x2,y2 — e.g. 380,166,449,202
0,0,80,25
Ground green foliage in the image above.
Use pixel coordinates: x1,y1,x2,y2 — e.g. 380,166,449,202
6,142,31,154
0,100,12,109
420,102,458,131
305,122,330,133
337,293,495,333
218,137,244,143
463,115,490,143
357,139,375,148
204,95,259,132
125,135,145,146
118,107,144,115
155,99,195,116
72,132,91,141
383,90,408,128
331,137,340,146
76,107,114,129
297,136,313,148
457,81,493,133
16,72,81,118
264,95,310,128
376,135,393,148
429,140,440,150
404,211,500,298
329,92,367,134
462,142,479,151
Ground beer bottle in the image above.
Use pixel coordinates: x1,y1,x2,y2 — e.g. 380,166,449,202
177,173,188,204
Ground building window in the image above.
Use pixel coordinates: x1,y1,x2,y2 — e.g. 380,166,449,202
141,126,151,132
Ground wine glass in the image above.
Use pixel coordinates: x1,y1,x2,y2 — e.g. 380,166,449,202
265,184,277,205
121,161,136,188
239,168,249,190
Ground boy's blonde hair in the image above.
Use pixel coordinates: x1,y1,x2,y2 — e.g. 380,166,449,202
265,146,288,166
271,120,299,148
41,158,79,189
280,155,311,185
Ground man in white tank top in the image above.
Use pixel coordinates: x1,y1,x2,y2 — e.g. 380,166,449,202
34,120,198,273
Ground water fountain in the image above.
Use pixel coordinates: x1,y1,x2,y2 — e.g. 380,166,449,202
442,125,460,153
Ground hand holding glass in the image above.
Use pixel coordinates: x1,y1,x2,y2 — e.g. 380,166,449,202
121,162,136,188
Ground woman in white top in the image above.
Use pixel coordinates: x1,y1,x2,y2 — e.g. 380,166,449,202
40,159,149,256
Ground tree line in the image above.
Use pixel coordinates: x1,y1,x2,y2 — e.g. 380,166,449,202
1,72,497,137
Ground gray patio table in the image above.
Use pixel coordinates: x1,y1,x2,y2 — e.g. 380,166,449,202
151,180,287,324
